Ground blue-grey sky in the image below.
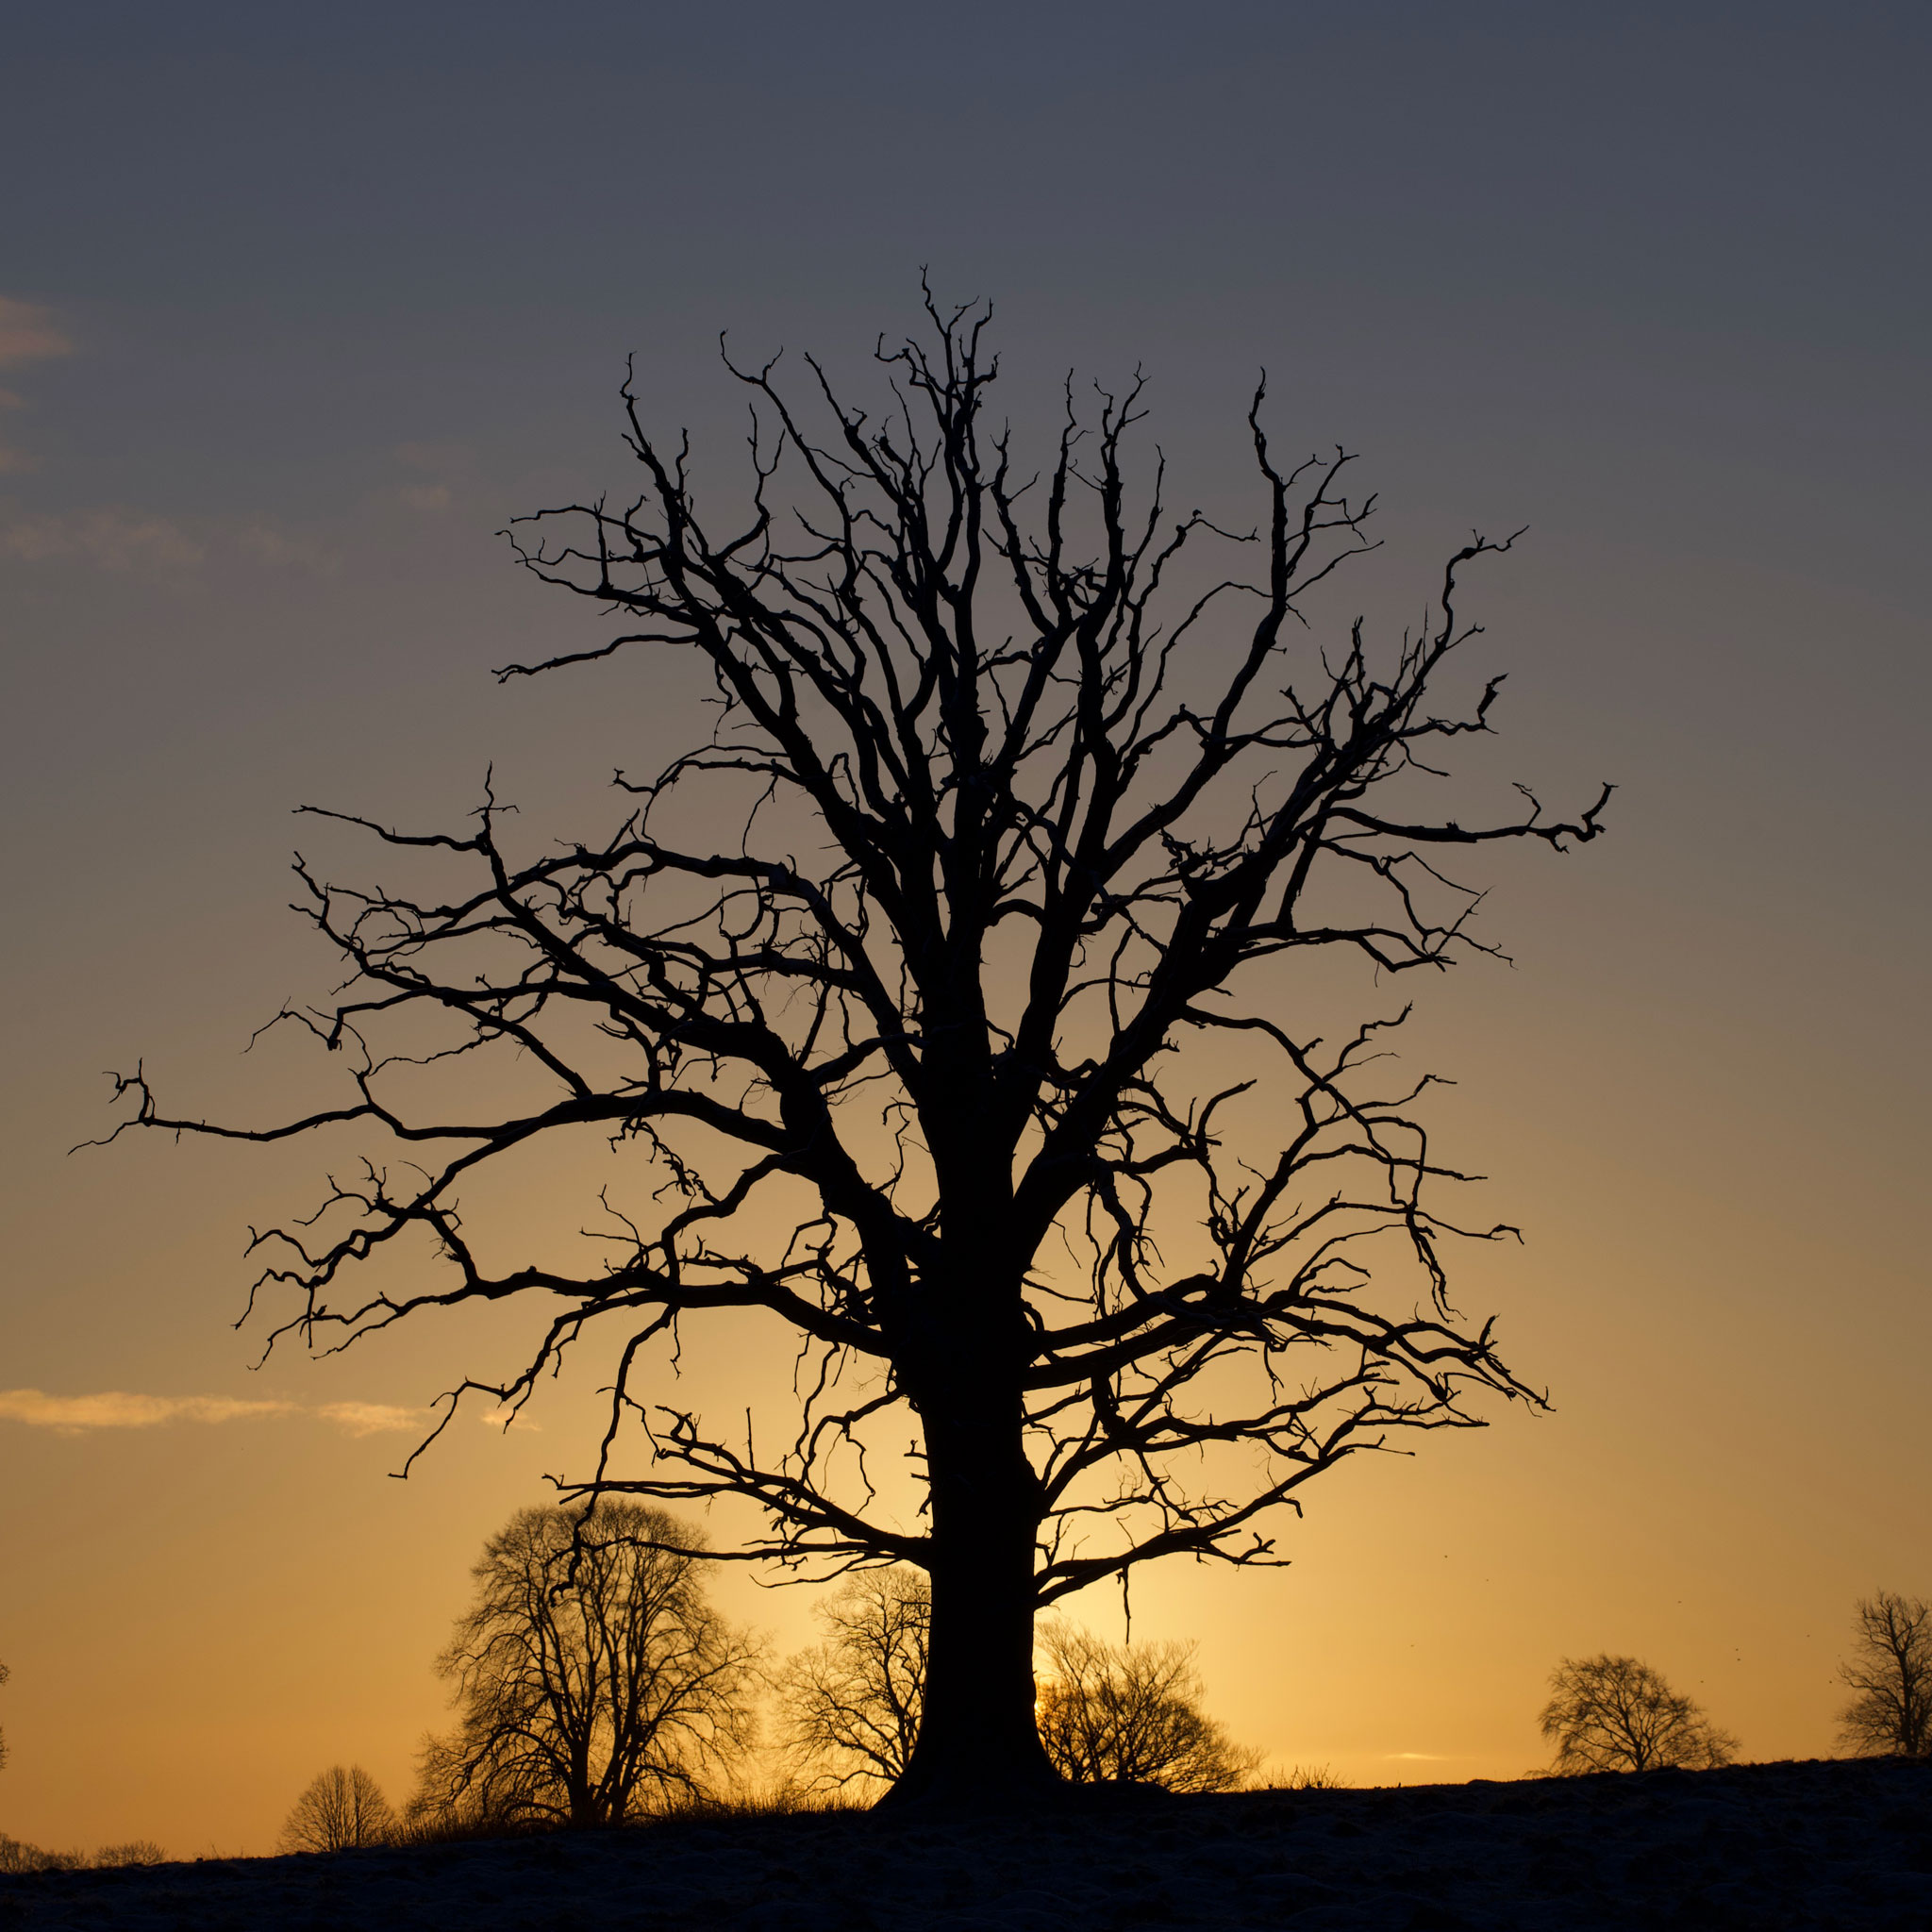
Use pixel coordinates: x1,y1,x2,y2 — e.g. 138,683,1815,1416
1,0,1926,1854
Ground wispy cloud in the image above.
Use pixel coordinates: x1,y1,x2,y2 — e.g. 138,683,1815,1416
389,440,474,513
0,1390,423,1437
0,297,73,472
0,1391,291,1430
0,508,206,572
0,297,73,371
314,1400,422,1438
478,1406,541,1434
1384,1752,1449,1761
234,520,337,571
0,508,337,575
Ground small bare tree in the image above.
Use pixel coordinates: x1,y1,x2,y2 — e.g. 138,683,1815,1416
1036,1624,1259,1791
1837,1590,1932,1759
782,1577,1255,1793
0,1837,82,1874
91,1842,166,1868
411,1502,758,1829
780,1568,930,1790
277,1764,395,1853
1538,1656,1736,1774
1,1657,8,1775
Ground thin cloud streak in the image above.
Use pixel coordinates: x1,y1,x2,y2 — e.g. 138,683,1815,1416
314,1401,423,1437
0,508,206,571
0,296,73,369
0,1390,421,1437
0,508,338,574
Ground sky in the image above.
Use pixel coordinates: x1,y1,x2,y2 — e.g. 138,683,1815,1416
2,0,1927,1856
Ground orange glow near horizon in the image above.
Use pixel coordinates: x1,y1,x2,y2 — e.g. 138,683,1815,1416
2,2,1927,1863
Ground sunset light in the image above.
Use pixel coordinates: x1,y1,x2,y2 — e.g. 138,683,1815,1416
1,3,1924,1923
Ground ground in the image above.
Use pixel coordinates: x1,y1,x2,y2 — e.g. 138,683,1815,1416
3,1758,1928,1929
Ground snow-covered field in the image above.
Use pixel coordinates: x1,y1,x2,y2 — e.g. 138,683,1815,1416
3,1758,1927,1929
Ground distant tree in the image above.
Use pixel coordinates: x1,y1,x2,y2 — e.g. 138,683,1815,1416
1538,1656,1737,1774
781,1576,1253,1793
0,1836,83,1874
410,1502,758,1830
780,1568,930,1790
1281,1763,1350,1790
1035,1625,1260,1791
1837,1590,1932,1759
276,1764,395,1853
91,1841,166,1868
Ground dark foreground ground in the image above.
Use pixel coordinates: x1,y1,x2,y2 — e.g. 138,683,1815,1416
4,1757,1928,1930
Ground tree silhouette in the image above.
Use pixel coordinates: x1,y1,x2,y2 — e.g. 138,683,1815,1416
1538,1656,1737,1774
102,290,1607,1805
91,1841,166,1868
1837,1590,1932,1758
409,1502,757,1829
780,1567,930,1790
1035,1624,1259,1791
0,1837,82,1874
277,1764,394,1853
782,1571,1254,1793
1,1657,8,1775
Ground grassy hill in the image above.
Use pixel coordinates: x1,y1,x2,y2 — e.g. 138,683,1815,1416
3,1757,1928,1929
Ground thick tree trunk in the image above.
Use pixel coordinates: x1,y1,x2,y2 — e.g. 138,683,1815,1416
877,1383,1059,1809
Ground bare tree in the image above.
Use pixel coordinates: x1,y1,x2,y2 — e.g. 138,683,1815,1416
91,1841,166,1868
277,1764,395,1853
1538,1656,1737,1774
1837,1590,1932,1759
410,1502,757,1829
781,1574,1253,1793
780,1568,930,1790
102,289,1607,1805
1,1657,8,1775
0,1837,83,1874
1036,1624,1259,1791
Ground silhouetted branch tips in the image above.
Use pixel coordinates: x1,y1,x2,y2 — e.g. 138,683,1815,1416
102,289,1608,1805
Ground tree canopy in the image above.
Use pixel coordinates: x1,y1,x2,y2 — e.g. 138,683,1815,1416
1539,1656,1736,1775
277,1765,394,1854
105,290,1607,1801
1837,1590,1932,1759
780,1568,930,1790
1035,1624,1258,1791
411,1503,757,1828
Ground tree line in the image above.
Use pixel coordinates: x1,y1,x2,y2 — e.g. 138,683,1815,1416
1535,1589,1930,1775
262,1507,1932,1850
0,1543,1924,1864
279,1502,1260,1851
